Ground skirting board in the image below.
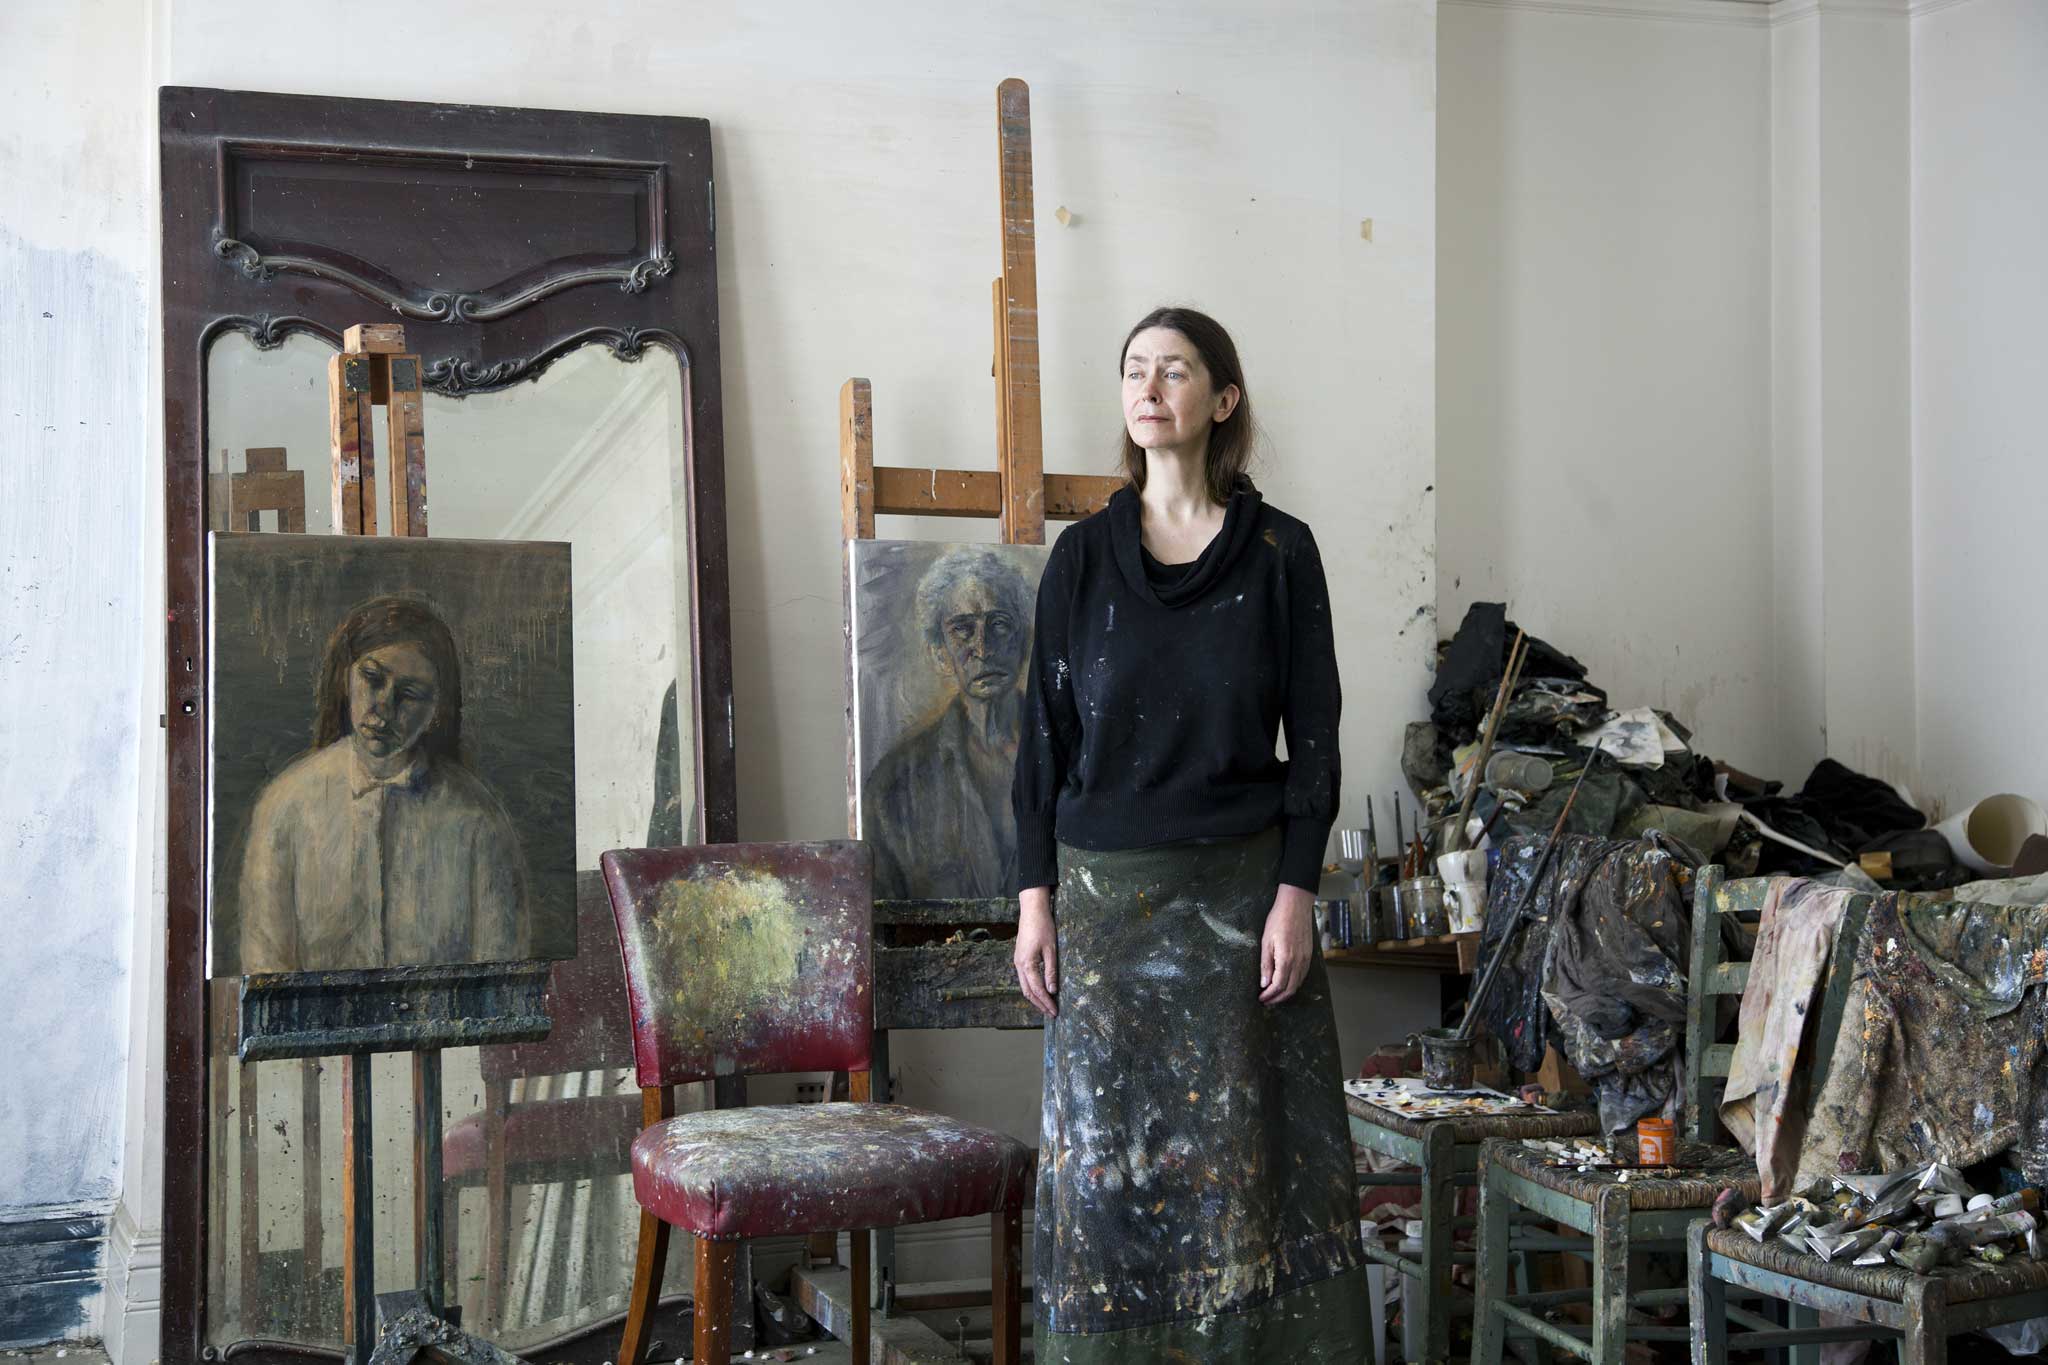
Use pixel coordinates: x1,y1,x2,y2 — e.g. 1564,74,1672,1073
102,1199,161,1365
0,1207,110,1349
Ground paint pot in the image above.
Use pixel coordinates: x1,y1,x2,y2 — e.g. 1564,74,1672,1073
1411,1027,1477,1092
1486,751,1554,795
1935,794,2048,875
1397,878,1450,938
1637,1116,1676,1167
1437,850,1488,934
1380,883,1408,941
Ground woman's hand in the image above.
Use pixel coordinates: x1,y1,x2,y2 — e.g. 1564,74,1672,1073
1014,885,1059,1017
1258,883,1316,1005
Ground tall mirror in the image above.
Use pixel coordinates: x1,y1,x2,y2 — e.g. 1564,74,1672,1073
202,333,703,1349
160,87,732,1364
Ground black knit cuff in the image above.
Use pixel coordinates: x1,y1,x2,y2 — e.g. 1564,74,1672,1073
1015,808,1059,894
1280,816,1332,893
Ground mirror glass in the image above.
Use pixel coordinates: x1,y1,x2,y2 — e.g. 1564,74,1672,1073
202,330,703,1348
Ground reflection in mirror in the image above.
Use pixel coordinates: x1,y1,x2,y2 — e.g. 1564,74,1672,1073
204,331,704,1348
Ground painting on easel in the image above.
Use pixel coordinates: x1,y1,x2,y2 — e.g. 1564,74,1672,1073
207,532,576,976
849,539,1051,900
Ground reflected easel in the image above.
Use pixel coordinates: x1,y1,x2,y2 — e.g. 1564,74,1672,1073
234,321,551,1365
796,78,1122,1362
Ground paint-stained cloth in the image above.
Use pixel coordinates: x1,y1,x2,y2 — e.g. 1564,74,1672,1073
1036,829,1370,1363
1799,892,2048,1187
1718,879,1858,1199
1476,833,1696,1134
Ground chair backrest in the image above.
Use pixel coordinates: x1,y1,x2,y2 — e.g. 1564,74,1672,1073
1684,865,1872,1143
481,871,639,1083
599,840,874,1088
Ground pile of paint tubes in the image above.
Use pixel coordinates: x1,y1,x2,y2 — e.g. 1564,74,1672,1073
1730,1163,2045,1272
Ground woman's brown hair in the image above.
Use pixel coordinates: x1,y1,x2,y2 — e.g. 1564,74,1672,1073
313,594,464,760
1117,305,1255,505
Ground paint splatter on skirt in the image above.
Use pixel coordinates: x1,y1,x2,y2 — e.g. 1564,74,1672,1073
1036,827,1372,1362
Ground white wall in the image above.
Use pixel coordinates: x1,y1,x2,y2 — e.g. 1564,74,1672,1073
1436,0,1777,772
1910,0,2048,816
3,0,1447,1349
0,0,156,1345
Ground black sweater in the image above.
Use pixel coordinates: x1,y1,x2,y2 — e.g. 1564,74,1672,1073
1011,483,1342,894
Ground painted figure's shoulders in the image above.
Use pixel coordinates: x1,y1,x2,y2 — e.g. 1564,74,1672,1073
250,742,348,823
426,757,519,834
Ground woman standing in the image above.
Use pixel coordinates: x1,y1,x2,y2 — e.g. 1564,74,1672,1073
1012,307,1369,1360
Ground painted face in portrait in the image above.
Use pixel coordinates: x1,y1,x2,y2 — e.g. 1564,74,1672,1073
934,577,1026,702
348,641,441,765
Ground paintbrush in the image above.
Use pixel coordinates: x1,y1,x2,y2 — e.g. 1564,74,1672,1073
1393,796,1407,878
1365,796,1381,880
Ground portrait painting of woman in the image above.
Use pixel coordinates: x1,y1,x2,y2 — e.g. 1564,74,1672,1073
238,594,533,974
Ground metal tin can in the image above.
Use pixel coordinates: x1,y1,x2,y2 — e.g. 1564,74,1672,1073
1637,1117,1676,1167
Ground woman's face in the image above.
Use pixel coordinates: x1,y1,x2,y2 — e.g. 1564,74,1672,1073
1121,326,1239,460
348,642,440,761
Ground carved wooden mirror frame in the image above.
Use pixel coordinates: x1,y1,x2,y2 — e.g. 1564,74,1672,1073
158,85,735,1363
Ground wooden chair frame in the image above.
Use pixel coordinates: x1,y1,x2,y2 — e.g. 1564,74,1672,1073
1471,865,1868,1365
1687,882,2048,1365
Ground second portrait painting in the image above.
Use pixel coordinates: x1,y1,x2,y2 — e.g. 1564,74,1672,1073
849,539,1052,900
209,533,576,977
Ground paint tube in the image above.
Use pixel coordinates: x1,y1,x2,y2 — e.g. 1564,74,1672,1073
1916,1162,1973,1197
1738,1202,1799,1243
1811,1226,1886,1263
1853,1229,1902,1267
2026,1229,2047,1261
1960,1211,2039,1248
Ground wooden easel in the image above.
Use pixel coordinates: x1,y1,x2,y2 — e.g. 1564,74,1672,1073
246,320,539,1365
806,78,1122,1358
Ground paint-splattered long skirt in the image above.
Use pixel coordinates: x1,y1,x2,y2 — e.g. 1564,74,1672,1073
1036,828,1372,1362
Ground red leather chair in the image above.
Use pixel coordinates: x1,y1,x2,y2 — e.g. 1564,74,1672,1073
600,840,1032,1365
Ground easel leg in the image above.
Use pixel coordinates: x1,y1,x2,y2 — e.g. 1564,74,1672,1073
341,1052,376,1364
412,1049,445,1315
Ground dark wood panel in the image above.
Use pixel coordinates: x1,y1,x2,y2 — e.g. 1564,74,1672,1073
876,943,1040,1031
159,84,733,1365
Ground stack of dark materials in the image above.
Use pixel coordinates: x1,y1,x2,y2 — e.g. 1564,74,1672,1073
1416,602,1965,889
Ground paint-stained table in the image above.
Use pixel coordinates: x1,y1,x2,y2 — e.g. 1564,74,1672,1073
1346,1087,1599,1365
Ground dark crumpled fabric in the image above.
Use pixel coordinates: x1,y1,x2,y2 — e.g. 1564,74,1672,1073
1427,603,1598,766
1475,834,1697,1133
1801,892,2048,1185
1498,762,1639,843
1798,758,1926,850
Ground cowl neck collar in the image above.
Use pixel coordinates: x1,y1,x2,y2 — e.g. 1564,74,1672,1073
1111,480,1264,608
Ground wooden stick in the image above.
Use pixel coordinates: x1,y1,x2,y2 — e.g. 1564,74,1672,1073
995,78,1043,545
1446,631,1528,853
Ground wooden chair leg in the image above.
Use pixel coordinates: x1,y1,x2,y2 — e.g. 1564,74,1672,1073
693,1235,738,1365
616,1208,671,1365
991,1205,1022,1365
1589,1191,1630,1365
1687,1221,1727,1365
1470,1151,1511,1365
1901,1279,1946,1365
1786,1301,1821,1365
849,1228,871,1365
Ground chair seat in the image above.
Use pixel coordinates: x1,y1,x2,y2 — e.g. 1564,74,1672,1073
442,1091,643,1182
1488,1137,1761,1211
1705,1224,2048,1306
1345,1092,1601,1144
633,1102,1035,1240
